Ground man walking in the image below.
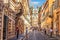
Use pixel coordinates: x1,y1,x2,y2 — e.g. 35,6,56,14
44,28,46,35
16,27,19,39
25,27,28,40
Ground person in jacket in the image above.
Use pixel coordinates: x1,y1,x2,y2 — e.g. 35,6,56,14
16,27,19,39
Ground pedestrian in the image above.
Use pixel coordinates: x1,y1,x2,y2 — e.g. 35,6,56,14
25,27,28,40
44,28,46,35
16,27,19,39
50,29,53,37
56,29,58,36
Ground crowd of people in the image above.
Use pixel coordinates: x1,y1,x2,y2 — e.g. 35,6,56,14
39,28,58,37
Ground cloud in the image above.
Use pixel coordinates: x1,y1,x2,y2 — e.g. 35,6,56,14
31,2,40,5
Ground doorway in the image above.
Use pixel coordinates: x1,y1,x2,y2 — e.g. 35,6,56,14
3,15,8,40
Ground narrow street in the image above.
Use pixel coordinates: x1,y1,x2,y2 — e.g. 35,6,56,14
14,30,58,40
0,0,60,40
27,30,58,40
28,30,47,40
9,30,59,40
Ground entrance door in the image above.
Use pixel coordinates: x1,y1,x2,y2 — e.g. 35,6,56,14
3,15,8,40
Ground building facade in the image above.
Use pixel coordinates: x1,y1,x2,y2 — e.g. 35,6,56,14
0,0,25,40
38,7,42,31
17,18,24,34
53,0,60,35
38,0,60,35
22,0,30,34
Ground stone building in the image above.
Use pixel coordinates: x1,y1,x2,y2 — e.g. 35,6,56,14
38,7,42,31
38,0,60,36
53,0,60,35
22,0,30,34
0,0,25,40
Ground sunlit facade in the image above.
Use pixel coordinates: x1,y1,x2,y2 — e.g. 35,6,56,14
38,0,60,36
53,0,60,35
0,0,60,40
21,0,31,34
0,0,24,40
32,9,38,27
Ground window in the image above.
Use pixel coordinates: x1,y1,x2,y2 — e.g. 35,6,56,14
44,1,49,10
53,2,55,9
42,12,45,17
49,5,53,16
4,0,8,3
58,0,60,7
54,0,59,9
15,0,22,2
54,0,57,9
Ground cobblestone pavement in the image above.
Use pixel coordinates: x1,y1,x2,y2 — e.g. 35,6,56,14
24,30,59,40
9,31,60,40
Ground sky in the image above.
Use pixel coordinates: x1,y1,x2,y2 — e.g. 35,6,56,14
29,0,46,9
